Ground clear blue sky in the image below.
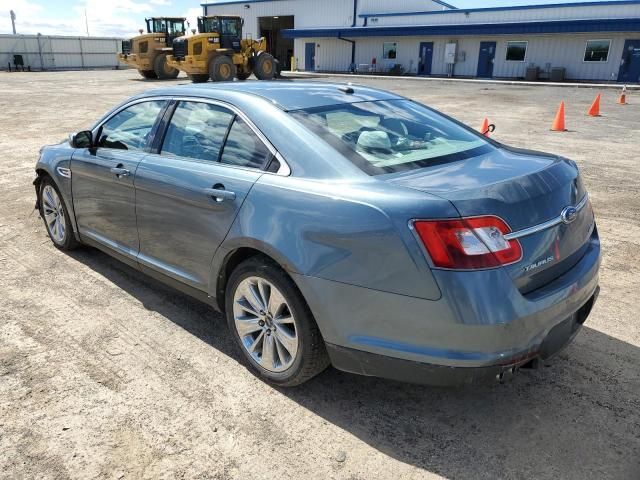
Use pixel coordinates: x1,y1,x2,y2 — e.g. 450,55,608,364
0,0,625,37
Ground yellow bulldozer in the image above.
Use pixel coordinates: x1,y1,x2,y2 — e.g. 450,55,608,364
167,15,276,83
118,17,186,79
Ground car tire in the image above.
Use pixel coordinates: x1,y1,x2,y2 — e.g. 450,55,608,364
139,69,157,79
225,256,330,386
38,176,80,251
153,53,179,80
188,73,210,83
253,53,276,80
209,56,237,82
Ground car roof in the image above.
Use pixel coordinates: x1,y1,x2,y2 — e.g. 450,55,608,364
141,81,403,111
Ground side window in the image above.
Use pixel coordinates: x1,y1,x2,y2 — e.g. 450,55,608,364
220,117,271,169
98,100,165,151
161,102,234,161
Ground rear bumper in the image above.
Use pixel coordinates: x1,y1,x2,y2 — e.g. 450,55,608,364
325,287,598,386
292,226,601,382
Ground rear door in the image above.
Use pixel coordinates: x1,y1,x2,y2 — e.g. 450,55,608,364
71,99,167,258
134,99,272,290
477,41,496,78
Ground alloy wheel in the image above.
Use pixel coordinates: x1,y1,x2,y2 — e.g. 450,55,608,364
232,276,299,373
42,185,65,243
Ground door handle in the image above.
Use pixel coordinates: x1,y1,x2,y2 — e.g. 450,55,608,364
110,166,130,177
204,187,236,202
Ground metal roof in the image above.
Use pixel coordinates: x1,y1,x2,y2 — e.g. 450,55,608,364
201,0,457,7
282,18,640,38
358,0,640,17
137,81,402,111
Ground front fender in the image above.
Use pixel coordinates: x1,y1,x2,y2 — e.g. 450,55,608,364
35,141,79,237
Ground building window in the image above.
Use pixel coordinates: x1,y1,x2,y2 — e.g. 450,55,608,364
584,39,610,62
505,41,527,62
383,42,397,60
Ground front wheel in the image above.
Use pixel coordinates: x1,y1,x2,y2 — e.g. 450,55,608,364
138,69,157,79
253,53,276,80
154,53,179,80
38,176,79,251
209,56,237,82
225,257,329,386
188,73,210,83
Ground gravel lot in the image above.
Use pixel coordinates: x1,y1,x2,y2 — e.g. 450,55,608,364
0,70,638,480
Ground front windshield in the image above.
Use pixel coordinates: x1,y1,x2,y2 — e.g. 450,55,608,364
168,20,185,35
221,18,240,35
201,17,219,33
291,99,493,175
152,19,185,35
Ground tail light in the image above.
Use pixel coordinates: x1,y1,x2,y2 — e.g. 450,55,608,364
413,216,522,270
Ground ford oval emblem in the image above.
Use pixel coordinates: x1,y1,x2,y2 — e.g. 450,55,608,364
561,206,578,224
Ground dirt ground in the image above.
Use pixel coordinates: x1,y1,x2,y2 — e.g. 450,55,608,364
0,70,638,480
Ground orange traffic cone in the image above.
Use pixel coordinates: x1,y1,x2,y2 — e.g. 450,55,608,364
480,117,490,137
551,101,567,131
618,86,627,105
587,93,601,116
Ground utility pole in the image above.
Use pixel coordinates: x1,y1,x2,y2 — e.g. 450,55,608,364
84,9,89,36
10,10,16,34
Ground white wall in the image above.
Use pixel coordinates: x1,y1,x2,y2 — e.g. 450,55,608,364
359,0,452,18
295,33,633,81
205,0,355,35
205,0,455,31
0,34,121,70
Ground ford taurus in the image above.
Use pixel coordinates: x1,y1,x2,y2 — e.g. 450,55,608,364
34,81,600,386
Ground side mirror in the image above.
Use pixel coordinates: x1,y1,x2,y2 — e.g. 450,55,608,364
69,130,94,149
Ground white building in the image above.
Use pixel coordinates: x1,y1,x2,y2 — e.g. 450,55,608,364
202,0,640,82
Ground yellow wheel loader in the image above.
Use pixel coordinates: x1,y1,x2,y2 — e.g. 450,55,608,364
118,17,186,80
167,16,276,83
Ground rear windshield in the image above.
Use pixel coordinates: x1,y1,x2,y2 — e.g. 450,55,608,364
290,99,493,175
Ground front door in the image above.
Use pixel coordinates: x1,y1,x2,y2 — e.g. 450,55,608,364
134,100,270,291
305,42,315,71
618,39,640,83
418,42,433,75
71,100,166,258
477,41,496,78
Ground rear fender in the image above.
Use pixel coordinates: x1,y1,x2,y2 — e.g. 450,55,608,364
209,175,453,303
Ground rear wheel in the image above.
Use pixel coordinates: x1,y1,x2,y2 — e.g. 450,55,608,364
138,69,157,79
153,53,179,80
225,257,330,386
188,73,210,83
209,56,237,82
254,53,276,80
38,176,79,251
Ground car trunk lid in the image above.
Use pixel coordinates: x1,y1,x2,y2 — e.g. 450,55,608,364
386,146,595,293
